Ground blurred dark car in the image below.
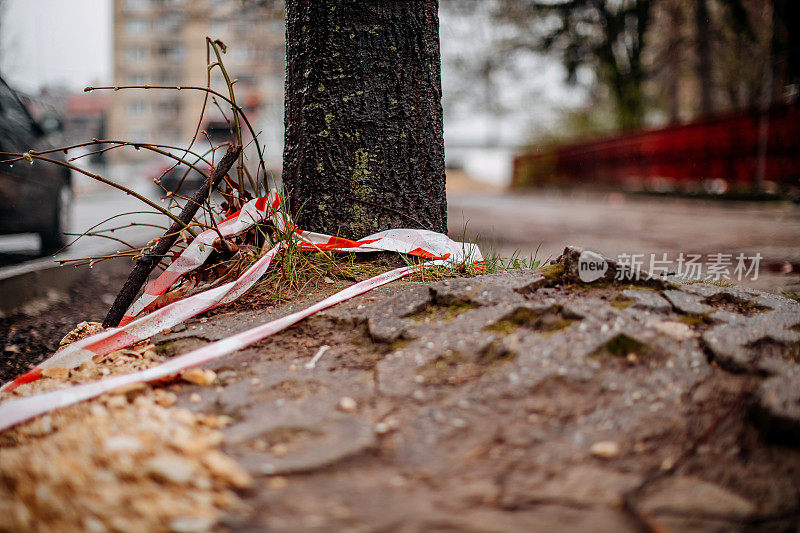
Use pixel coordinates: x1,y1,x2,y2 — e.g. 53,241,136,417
0,76,71,253
154,163,207,196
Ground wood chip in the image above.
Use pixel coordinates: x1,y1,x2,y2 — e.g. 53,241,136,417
181,369,217,386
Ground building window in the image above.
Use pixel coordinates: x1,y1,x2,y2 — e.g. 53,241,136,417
126,47,148,63
125,19,149,35
128,101,148,115
124,0,150,10
158,99,181,113
235,74,258,86
160,128,182,142
155,16,183,34
231,46,257,62
127,74,149,85
127,129,149,141
156,71,181,85
157,45,186,62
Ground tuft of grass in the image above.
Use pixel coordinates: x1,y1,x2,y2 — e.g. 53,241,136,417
485,306,575,335
407,301,478,323
782,291,800,302
589,334,648,359
539,262,565,281
609,299,634,309
481,242,546,274
233,215,552,308
679,314,710,326
686,278,736,288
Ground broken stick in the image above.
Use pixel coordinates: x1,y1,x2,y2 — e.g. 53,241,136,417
102,144,242,328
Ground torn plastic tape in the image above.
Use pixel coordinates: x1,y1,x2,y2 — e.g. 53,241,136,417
0,261,432,432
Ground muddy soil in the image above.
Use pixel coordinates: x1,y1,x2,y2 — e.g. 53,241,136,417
0,260,134,385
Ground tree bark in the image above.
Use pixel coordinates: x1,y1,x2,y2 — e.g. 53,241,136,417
282,0,447,239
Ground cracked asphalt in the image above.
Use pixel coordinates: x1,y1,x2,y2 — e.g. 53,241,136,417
155,247,800,531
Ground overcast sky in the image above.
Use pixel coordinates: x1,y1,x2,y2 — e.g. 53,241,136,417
0,0,112,92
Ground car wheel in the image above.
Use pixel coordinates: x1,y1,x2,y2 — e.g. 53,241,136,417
40,184,72,254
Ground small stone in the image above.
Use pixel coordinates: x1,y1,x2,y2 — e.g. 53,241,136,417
110,382,146,395
41,367,69,380
649,320,696,340
289,364,297,371
338,396,358,413
154,389,178,407
89,404,108,417
145,453,196,484
103,435,143,454
590,441,621,459
250,378,261,385
76,360,96,372
271,443,289,457
451,418,468,428
202,450,253,489
168,516,215,533
18,415,53,436
58,321,103,348
197,414,232,428
181,369,217,386
268,476,288,490
104,395,128,409
639,476,756,519
190,393,202,403
83,516,107,533
374,422,391,435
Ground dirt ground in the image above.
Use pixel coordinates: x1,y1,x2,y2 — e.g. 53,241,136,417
0,259,133,385
1,247,799,532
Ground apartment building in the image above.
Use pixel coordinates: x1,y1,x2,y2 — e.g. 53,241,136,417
108,0,285,165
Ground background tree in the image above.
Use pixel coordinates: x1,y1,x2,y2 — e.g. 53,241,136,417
282,0,447,239
491,0,654,132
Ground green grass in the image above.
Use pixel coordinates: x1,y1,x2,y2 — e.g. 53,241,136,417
230,211,550,308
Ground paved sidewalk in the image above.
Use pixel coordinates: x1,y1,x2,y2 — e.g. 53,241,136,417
2,247,798,531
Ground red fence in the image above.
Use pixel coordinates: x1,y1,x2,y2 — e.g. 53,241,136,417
512,103,800,192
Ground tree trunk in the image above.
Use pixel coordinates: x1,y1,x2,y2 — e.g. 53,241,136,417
282,0,447,239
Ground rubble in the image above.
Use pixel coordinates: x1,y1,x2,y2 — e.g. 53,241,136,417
0,329,250,532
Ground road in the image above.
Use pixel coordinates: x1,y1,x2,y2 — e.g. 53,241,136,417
0,188,165,270
448,191,800,293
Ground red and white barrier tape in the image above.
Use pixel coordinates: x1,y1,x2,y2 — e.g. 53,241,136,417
0,190,481,431
0,262,430,432
119,192,283,325
0,244,282,392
